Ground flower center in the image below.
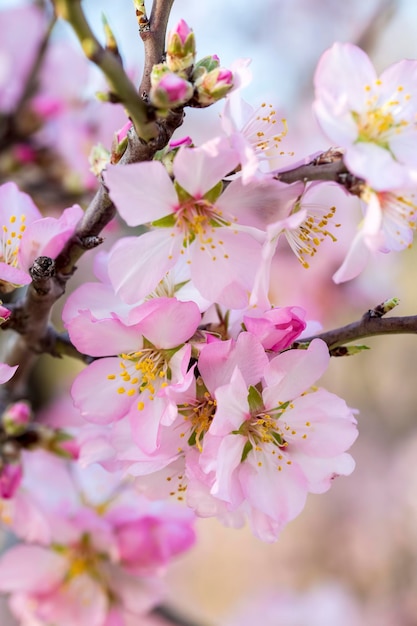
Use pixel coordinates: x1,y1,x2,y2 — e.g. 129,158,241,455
354,82,411,146
0,214,26,268
243,102,289,155
175,198,231,248
179,390,217,451
286,205,338,268
107,348,169,408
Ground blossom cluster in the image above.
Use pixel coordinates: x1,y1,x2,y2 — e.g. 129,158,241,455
1,4,417,624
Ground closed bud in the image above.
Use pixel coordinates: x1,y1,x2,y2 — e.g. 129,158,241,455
0,304,10,325
0,462,22,499
110,120,132,164
166,19,196,72
193,54,220,76
3,401,31,436
154,136,194,176
150,66,193,111
193,65,233,106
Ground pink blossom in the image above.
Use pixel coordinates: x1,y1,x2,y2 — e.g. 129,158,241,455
199,340,358,541
105,141,299,307
150,72,193,109
0,182,82,291
0,455,196,625
221,98,288,183
243,306,306,351
0,463,22,499
314,42,417,190
333,187,417,283
0,182,42,289
69,296,200,452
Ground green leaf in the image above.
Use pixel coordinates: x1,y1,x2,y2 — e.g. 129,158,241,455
240,440,253,463
247,385,264,414
151,214,176,228
188,430,197,447
174,180,193,202
272,431,285,446
204,180,223,203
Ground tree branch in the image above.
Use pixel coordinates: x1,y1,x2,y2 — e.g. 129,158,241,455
52,0,158,141
295,300,417,354
138,0,176,98
274,148,364,194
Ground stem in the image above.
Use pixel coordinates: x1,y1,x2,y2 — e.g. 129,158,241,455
296,308,417,352
152,605,208,626
52,0,157,141
139,0,176,97
275,148,364,194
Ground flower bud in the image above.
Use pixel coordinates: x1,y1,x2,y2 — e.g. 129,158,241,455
0,304,11,325
0,462,22,499
3,401,31,436
166,19,196,72
194,54,220,75
109,120,132,165
154,136,194,176
192,63,233,106
150,66,193,111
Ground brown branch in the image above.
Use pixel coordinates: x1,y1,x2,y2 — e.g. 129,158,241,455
0,1,181,405
138,0,176,98
274,148,364,194
52,0,158,141
295,300,417,354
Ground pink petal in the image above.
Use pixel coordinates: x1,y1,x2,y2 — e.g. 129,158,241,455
0,545,66,592
71,358,134,423
263,339,329,404
66,312,141,357
173,139,239,198
130,297,201,348
190,227,262,308
0,363,18,384
108,232,180,304
105,161,178,226
0,261,30,286
19,204,83,272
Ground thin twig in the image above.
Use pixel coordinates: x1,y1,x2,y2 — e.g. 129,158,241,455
139,0,176,98
295,312,417,353
52,0,158,141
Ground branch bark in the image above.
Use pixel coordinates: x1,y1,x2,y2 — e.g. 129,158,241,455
52,0,158,141
295,301,417,354
139,0,176,98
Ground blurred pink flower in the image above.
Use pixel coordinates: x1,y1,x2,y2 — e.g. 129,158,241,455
314,42,417,190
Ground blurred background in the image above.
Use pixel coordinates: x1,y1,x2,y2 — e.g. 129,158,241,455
1,0,417,624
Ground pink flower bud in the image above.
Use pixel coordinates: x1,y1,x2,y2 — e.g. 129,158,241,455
150,72,193,110
169,136,193,149
166,19,196,72
115,514,195,570
3,401,31,435
172,19,192,45
244,306,306,352
0,305,11,323
193,65,234,106
116,120,133,144
0,462,22,499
